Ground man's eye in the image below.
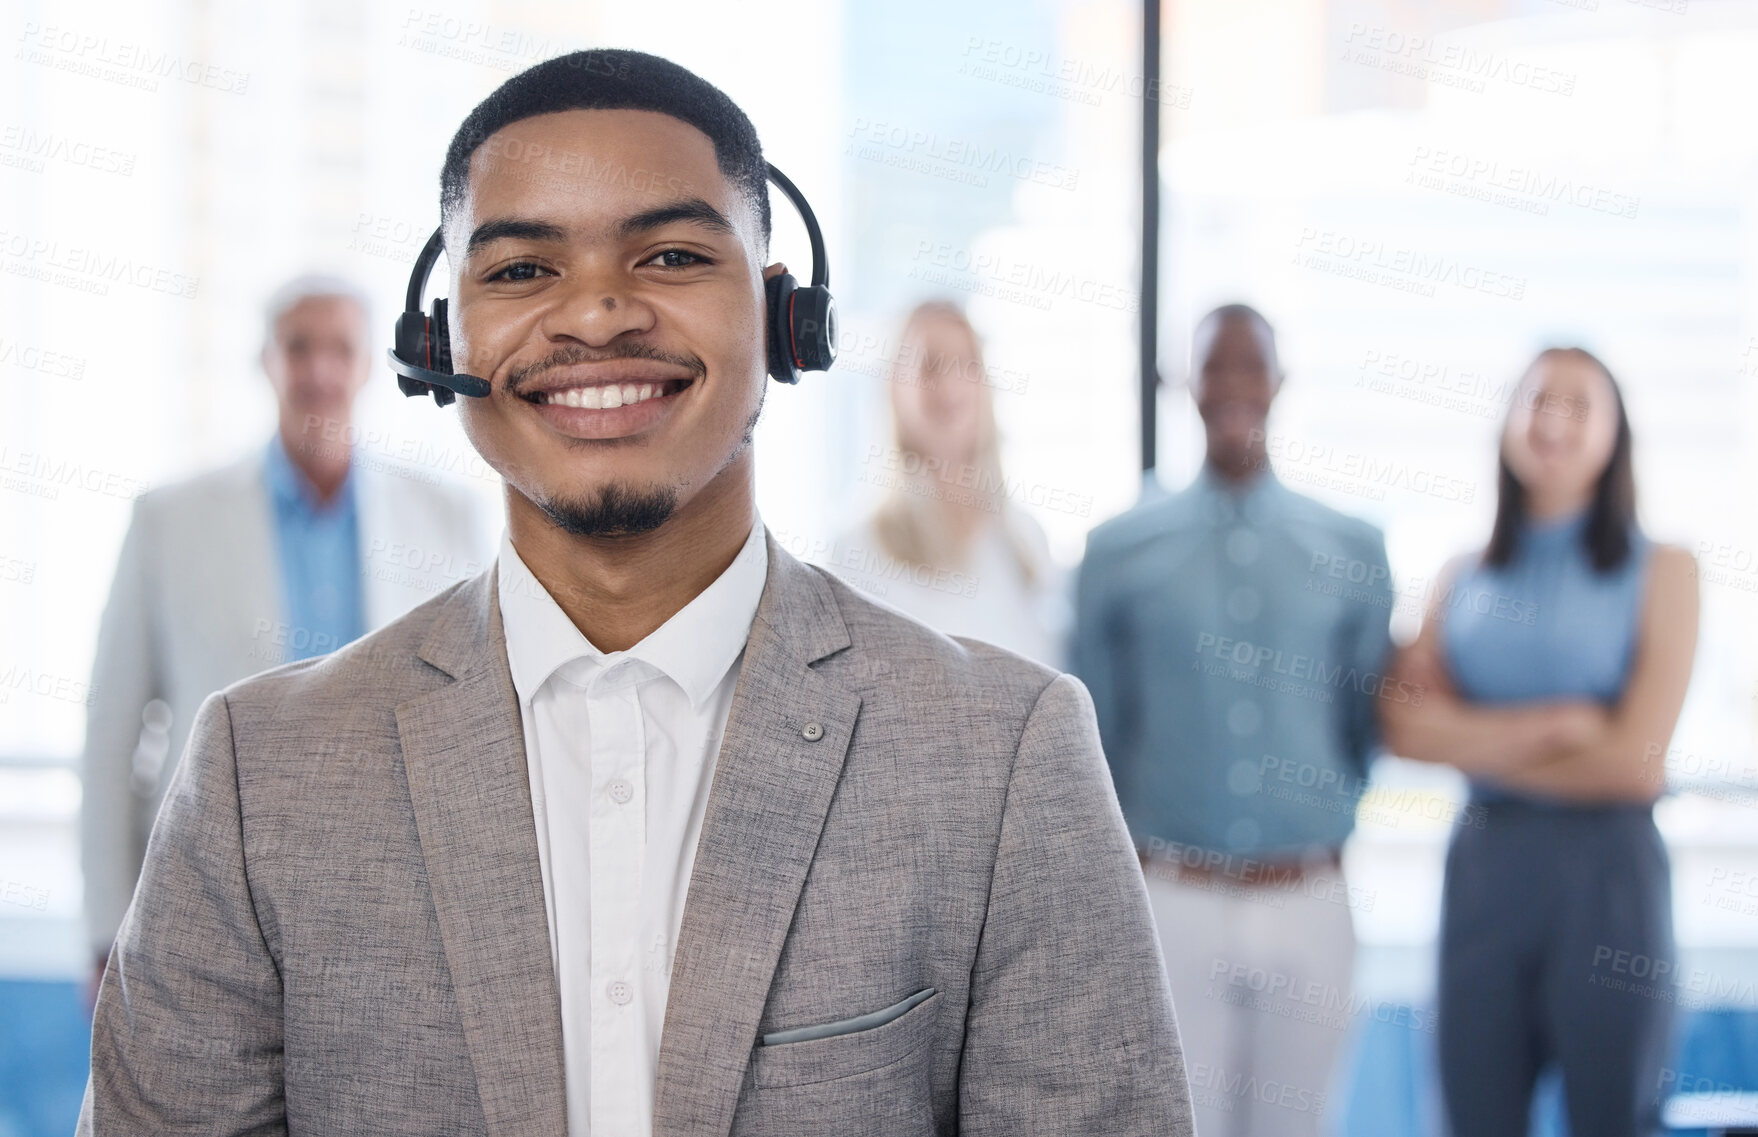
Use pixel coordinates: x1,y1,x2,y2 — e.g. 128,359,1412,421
648,249,707,269
488,262,548,282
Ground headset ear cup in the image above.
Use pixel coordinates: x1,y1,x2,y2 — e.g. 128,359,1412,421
429,297,456,406
765,272,800,384
789,286,837,372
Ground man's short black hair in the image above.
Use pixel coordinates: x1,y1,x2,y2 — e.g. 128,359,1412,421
439,49,770,249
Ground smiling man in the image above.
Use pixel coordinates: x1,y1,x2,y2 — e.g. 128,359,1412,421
78,50,1191,1137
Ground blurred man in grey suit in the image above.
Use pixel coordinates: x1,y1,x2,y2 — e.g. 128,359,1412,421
78,49,1191,1137
80,274,489,1002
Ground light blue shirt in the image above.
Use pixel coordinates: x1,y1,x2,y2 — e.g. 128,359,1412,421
1071,466,1394,857
1441,509,1651,804
263,433,365,662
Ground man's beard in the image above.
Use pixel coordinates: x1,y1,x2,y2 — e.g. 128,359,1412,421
535,481,679,538
529,388,766,539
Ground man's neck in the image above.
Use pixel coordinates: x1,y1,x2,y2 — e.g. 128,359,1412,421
506,475,758,654
279,417,351,506
1204,451,1267,493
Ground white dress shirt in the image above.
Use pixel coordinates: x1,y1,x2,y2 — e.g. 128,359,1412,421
496,516,768,1136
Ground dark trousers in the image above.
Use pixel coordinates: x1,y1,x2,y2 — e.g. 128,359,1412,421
1438,798,1675,1136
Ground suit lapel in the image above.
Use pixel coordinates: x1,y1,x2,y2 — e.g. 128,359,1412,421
396,565,569,1136
653,533,860,1137
220,454,281,671
355,461,397,630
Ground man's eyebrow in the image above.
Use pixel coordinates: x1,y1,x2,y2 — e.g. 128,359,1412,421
465,218,568,257
615,198,735,240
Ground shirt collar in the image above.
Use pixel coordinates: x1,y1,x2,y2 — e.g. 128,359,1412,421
264,431,354,514
1192,461,1281,525
497,514,768,713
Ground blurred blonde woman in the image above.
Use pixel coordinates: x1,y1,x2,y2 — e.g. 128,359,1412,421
835,300,1066,667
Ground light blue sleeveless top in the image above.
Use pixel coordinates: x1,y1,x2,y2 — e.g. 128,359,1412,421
1440,509,1651,803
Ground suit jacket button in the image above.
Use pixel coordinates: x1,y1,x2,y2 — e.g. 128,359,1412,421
801,721,824,741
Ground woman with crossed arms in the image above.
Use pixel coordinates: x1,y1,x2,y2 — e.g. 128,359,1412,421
1382,346,1699,1137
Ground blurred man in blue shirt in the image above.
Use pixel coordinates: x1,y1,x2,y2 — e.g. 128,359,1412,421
81,275,490,1003
1071,304,1393,1137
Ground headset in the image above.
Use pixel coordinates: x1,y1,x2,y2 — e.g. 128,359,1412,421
386,162,836,405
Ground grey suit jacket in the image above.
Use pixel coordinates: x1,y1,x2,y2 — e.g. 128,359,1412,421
81,447,491,954
79,530,1193,1136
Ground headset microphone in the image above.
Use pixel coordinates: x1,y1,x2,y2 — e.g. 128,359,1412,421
387,161,836,405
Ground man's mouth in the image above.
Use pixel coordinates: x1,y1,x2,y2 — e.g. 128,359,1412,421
524,378,694,409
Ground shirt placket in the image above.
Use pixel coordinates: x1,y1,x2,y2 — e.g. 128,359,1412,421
586,662,648,1135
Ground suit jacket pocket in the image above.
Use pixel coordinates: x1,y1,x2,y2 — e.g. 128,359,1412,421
749,988,939,1089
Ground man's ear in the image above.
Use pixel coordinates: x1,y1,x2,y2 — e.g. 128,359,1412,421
762,261,789,283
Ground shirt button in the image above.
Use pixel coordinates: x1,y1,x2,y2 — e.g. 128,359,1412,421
1227,758,1262,796
607,979,633,1005
607,779,634,804
801,721,824,742
1228,700,1262,736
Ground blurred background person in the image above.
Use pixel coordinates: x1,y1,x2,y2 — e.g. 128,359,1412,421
1382,347,1699,1137
833,299,1066,667
1071,303,1392,1137
79,274,490,1003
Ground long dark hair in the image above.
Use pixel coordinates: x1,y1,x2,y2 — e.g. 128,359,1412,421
1484,347,1636,573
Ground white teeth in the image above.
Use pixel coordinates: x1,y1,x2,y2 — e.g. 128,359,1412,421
543,382,676,409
